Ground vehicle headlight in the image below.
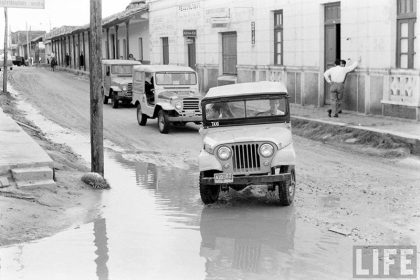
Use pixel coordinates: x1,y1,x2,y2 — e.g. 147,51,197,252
217,146,232,160
175,101,182,110
204,143,214,154
122,86,127,91
259,143,274,157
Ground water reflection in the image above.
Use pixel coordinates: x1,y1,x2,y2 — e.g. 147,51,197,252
200,206,296,278
94,218,109,280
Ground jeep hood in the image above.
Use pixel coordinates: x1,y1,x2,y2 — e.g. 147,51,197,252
202,124,292,149
112,77,132,85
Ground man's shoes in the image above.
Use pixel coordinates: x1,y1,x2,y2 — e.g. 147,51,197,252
338,110,342,114
333,114,339,118
327,109,332,117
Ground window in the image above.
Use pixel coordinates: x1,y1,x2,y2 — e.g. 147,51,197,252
155,72,197,85
205,97,287,121
274,10,283,65
162,37,169,65
397,0,416,69
138,38,143,61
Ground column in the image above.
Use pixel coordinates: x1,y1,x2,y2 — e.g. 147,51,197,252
115,24,119,58
125,21,130,59
106,28,110,59
82,31,86,71
73,34,77,69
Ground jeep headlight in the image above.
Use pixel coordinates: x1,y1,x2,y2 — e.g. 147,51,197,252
259,143,274,157
204,143,214,154
217,146,232,160
175,101,182,110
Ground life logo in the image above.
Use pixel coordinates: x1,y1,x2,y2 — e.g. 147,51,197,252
353,245,417,278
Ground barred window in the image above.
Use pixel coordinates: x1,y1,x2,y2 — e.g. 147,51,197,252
397,0,416,69
274,10,283,65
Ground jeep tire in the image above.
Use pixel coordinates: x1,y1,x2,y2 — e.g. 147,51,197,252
137,103,147,126
158,110,170,134
112,92,119,109
278,166,296,206
199,172,220,204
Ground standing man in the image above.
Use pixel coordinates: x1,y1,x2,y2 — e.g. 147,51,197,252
323,57,360,117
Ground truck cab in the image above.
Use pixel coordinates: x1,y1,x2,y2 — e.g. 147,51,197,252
101,59,141,108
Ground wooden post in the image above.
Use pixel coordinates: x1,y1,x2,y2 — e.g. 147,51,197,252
3,7,8,93
89,0,104,175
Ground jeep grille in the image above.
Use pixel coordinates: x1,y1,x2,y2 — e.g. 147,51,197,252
127,83,133,94
183,98,200,111
231,143,261,173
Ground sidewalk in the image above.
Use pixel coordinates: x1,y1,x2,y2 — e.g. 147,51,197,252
0,107,55,188
291,104,420,155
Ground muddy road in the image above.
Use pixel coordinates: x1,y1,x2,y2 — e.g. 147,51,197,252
1,67,419,280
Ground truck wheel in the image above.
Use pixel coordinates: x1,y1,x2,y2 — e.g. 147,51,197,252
137,103,147,126
199,172,220,204
158,110,170,134
112,92,119,109
278,166,296,206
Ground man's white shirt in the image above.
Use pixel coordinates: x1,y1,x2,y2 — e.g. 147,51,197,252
323,61,358,83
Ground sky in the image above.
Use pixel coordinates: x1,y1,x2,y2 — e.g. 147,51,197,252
0,0,131,45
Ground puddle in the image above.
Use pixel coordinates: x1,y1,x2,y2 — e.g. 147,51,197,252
0,89,356,279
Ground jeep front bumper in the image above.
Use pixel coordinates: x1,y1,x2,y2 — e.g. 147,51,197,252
168,115,202,122
200,173,291,186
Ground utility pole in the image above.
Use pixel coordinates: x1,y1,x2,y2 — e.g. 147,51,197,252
89,0,104,175
3,7,8,93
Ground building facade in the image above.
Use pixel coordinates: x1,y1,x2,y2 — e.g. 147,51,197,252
10,30,46,59
47,1,149,72
148,0,420,120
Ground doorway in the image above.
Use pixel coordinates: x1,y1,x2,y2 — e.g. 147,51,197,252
324,2,341,105
187,37,196,70
222,32,237,75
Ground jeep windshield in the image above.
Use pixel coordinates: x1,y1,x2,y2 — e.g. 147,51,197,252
111,65,133,76
202,94,289,127
155,72,197,85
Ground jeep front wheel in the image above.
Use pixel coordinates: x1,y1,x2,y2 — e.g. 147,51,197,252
199,172,220,204
137,103,147,126
158,110,170,134
278,167,296,206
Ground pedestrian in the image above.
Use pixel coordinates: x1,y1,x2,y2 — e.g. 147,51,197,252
65,53,70,67
323,57,360,118
51,57,57,72
79,52,85,70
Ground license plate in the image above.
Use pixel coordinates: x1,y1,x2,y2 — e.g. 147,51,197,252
184,110,195,117
214,173,233,184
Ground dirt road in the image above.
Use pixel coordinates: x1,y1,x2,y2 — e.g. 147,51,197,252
8,67,420,242
1,67,419,279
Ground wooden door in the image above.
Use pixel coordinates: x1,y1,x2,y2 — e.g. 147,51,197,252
324,2,341,105
187,37,196,70
222,32,237,75
324,24,337,104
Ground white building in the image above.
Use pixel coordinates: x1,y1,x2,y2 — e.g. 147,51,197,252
148,0,420,120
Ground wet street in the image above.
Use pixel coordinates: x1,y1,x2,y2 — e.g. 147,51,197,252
1,68,420,279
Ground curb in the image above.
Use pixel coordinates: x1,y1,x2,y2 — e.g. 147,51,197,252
291,116,420,156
